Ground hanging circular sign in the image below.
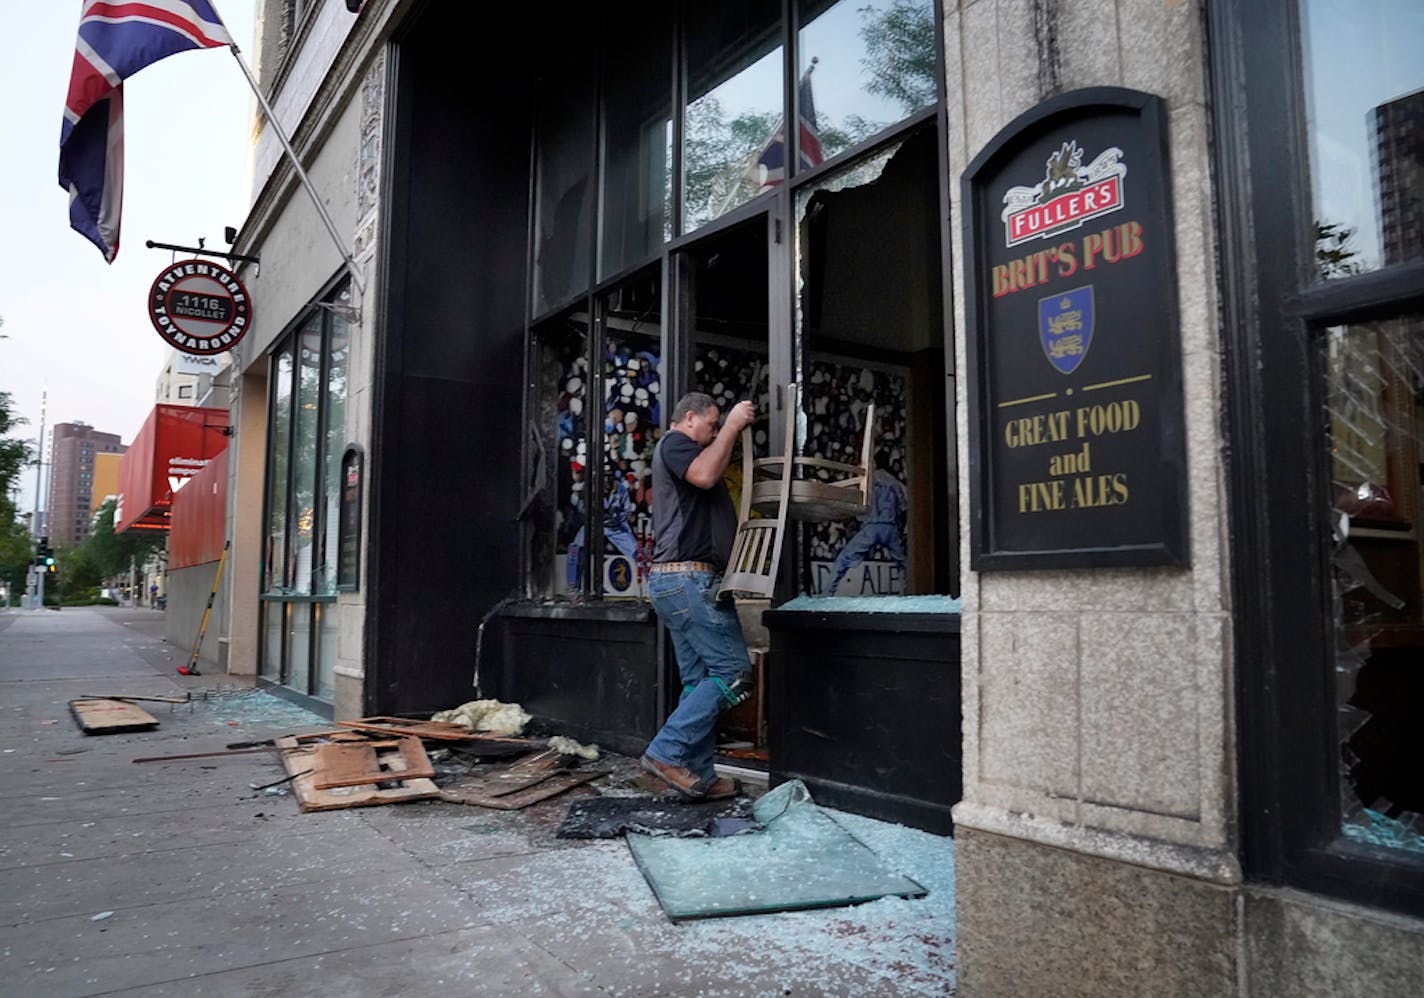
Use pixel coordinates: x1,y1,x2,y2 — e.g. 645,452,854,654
147,259,253,356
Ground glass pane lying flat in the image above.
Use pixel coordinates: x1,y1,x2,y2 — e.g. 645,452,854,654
1302,0,1424,276
683,0,783,233
1323,311,1424,855
626,780,926,920
797,0,937,162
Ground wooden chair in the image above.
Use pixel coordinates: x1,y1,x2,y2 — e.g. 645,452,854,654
750,387,875,523
718,384,875,599
718,390,796,599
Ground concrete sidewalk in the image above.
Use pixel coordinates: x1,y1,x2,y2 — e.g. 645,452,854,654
0,606,956,997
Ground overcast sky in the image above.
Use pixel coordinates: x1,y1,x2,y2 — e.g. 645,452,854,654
0,1,257,518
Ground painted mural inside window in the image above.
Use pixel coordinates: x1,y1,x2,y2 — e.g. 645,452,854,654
802,360,910,596
532,281,664,601
1325,312,1424,854
591,325,661,599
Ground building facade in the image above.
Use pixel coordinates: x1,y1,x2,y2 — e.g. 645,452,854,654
46,421,125,547
220,1,1423,991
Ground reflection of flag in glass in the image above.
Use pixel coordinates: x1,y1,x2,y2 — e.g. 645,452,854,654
755,60,823,190
59,1,231,261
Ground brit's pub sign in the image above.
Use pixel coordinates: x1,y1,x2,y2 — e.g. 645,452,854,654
963,88,1189,569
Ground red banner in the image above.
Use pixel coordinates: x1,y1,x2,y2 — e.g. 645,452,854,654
115,405,228,534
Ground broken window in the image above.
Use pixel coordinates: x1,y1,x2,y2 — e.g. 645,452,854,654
794,127,950,596
1325,312,1424,854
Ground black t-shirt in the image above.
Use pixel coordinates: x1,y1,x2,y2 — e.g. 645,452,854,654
651,430,738,571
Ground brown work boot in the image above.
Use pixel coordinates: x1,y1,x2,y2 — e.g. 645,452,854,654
698,776,739,800
640,753,706,799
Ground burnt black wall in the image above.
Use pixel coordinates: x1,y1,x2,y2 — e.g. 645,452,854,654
368,8,531,714
764,609,962,834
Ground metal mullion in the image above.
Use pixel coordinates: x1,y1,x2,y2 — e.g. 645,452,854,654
931,0,959,594
1287,260,1424,326
584,292,602,600
589,20,604,311
666,195,774,254
671,2,686,240
783,0,797,184
520,75,538,597
281,338,301,686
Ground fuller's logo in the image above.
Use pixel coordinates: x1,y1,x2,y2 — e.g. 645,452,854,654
1039,286,1095,375
1001,141,1126,247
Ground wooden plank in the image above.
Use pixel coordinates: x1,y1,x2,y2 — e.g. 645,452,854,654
335,716,534,743
80,692,190,704
274,735,440,812
440,769,610,810
309,738,434,790
71,699,158,735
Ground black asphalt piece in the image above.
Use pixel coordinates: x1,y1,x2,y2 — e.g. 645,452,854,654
557,795,758,840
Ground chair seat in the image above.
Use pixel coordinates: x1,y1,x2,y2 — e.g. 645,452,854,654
751,479,868,522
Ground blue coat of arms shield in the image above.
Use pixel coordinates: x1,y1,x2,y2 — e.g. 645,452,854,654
1038,285,1094,375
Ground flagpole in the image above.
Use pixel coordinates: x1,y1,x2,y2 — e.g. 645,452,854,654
225,43,366,296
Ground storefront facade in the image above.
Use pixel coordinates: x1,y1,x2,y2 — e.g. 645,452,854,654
224,0,1422,991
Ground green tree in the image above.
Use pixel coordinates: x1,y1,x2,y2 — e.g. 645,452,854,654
56,545,102,599
1316,220,1363,279
82,498,163,580
0,392,35,603
858,0,938,115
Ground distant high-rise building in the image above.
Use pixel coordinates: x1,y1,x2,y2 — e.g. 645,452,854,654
1372,87,1424,264
47,422,126,547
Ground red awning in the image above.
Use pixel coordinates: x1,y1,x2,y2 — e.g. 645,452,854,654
169,453,228,569
115,405,229,534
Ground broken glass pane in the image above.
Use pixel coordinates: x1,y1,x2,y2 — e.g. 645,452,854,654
1324,312,1424,854
626,779,926,920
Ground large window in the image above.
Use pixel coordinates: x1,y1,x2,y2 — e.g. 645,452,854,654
521,1,951,608
794,127,949,595
1216,0,1424,914
260,282,352,701
527,273,663,601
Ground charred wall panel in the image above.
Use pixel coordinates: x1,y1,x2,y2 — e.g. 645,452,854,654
764,610,962,834
493,611,660,757
370,7,531,714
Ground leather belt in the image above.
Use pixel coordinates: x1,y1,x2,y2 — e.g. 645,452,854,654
650,561,717,574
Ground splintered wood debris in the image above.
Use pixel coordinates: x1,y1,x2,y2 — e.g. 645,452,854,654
335,716,539,744
440,749,611,810
275,734,441,812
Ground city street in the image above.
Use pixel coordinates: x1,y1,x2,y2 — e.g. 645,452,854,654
0,606,956,997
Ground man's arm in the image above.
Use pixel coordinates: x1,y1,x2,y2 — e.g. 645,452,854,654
685,400,756,489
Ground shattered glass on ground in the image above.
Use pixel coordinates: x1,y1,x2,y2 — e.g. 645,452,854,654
626,780,926,920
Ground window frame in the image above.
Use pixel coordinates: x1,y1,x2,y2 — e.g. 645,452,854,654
258,274,350,698
1212,0,1424,915
519,0,954,603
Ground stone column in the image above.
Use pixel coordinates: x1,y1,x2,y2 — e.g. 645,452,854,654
945,2,1237,993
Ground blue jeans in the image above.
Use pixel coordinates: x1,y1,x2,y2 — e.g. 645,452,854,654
645,569,751,782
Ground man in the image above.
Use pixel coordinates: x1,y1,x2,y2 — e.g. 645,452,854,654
641,391,756,800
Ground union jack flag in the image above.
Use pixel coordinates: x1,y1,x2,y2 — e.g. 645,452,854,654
754,61,824,189
59,1,231,261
